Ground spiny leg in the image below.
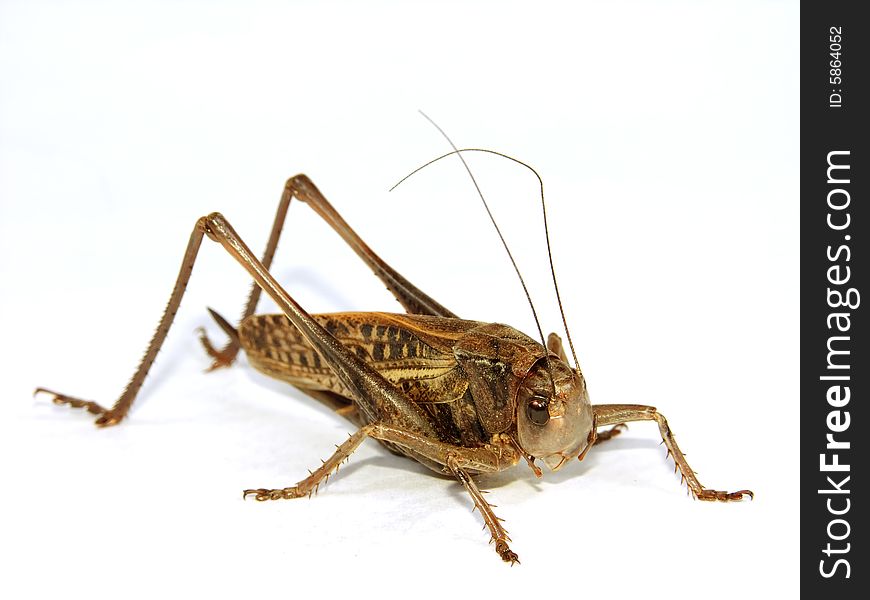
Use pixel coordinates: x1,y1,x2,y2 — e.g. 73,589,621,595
447,456,519,564
289,175,456,318
201,174,457,369
35,223,208,426
244,422,519,499
37,174,454,425
37,208,431,428
244,427,371,500
593,404,753,501
242,423,423,501
241,420,521,563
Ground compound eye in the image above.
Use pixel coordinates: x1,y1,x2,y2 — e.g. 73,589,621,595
527,397,550,426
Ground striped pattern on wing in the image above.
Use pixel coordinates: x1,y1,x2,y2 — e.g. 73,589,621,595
239,312,481,406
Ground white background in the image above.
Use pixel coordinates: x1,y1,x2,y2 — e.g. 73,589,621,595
0,1,798,598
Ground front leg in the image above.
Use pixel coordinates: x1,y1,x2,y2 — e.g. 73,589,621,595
594,404,753,501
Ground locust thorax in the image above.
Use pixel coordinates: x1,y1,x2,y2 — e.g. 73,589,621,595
516,358,593,472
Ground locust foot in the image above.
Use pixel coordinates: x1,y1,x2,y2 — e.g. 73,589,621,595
495,539,520,565
695,488,754,502
243,487,307,501
33,387,123,427
196,328,237,371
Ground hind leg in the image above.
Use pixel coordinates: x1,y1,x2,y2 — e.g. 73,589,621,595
200,174,457,369
35,223,210,426
36,208,442,427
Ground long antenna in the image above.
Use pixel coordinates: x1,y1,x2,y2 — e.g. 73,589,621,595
390,145,581,373
412,112,550,366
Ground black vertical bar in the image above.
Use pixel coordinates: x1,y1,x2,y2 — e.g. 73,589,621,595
802,2,866,596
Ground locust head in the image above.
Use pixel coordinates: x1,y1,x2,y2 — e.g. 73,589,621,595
516,358,593,471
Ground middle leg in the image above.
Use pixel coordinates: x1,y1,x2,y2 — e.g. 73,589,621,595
243,421,522,563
